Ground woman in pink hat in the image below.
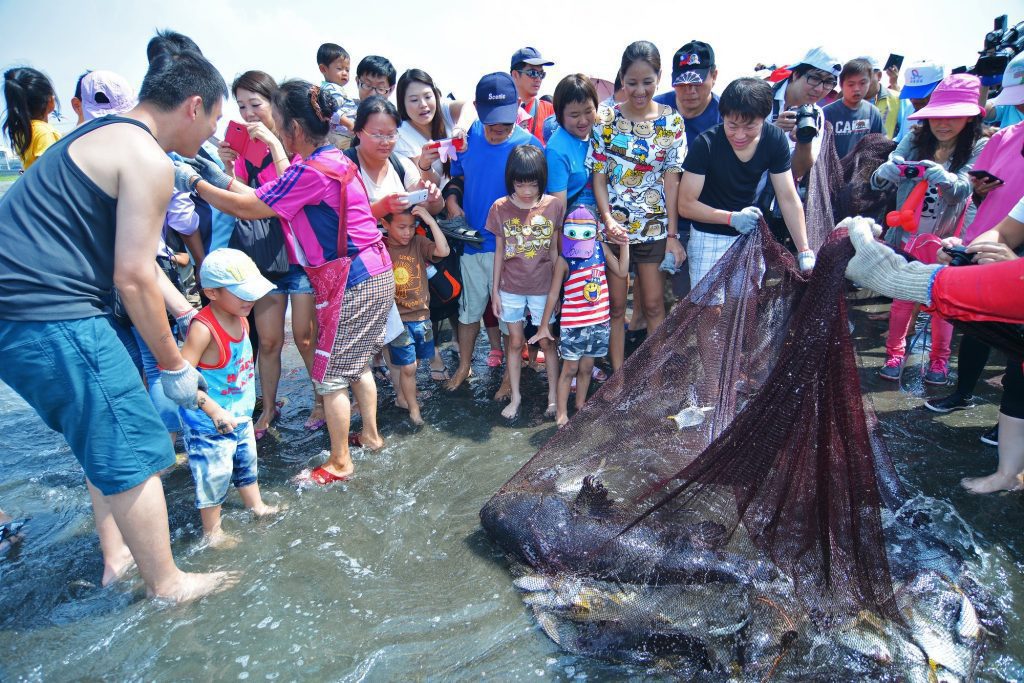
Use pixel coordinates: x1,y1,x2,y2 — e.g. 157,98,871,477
870,73,989,385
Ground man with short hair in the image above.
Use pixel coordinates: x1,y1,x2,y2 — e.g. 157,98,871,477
356,55,397,101
0,31,238,603
510,47,555,145
654,41,722,147
859,56,902,138
824,59,885,158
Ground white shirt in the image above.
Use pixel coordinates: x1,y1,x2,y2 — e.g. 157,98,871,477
395,100,456,182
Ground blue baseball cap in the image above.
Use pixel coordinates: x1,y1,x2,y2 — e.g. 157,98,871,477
899,60,945,100
475,72,519,125
511,47,554,70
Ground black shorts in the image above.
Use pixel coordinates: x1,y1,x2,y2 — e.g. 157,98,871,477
607,238,666,266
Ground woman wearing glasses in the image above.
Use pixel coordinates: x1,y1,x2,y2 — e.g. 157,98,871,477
180,81,401,485
586,41,686,371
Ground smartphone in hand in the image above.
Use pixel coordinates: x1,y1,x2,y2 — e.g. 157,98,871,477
967,169,1004,185
224,121,271,166
406,189,430,205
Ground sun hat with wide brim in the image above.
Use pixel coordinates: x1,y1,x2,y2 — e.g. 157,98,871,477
908,74,985,119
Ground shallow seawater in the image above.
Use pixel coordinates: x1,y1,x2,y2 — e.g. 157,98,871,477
0,183,1022,678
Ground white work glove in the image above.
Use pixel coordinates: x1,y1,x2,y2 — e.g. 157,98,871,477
842,217,942,304
161,362,208,409
729,206,763,235
173,308,198,342
873,155,905,185
921,159,956,188
797,250,816,273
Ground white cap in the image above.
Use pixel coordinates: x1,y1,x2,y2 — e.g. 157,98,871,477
992,52,1024,107
80,70,136,121
856,55,882,71
199,248,275,302
899,60,946,99
795,47,842,78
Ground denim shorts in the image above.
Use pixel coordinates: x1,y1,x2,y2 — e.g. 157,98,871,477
271,264,314,296
183,420,258,508
559,322,610,361
0,316,176,496
389,319,435,366
498,291,551,325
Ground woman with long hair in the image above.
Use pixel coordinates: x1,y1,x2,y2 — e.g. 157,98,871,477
394,69,470,187
871,74,989,385
3,67,59,169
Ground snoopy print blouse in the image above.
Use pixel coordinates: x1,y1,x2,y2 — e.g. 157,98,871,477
585,103,685,244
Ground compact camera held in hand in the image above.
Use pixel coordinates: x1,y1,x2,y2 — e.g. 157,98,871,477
942,245,974,267
897,163,928,179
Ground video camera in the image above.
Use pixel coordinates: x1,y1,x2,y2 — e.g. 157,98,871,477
974,14,1024,77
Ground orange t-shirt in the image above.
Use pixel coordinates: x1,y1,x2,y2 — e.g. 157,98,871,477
519,97,554,145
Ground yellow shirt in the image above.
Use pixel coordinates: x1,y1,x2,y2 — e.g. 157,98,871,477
872,87,901,139
20,119,61,169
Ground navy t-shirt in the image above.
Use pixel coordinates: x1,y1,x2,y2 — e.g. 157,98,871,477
652,92,722,147
683,122,791,237
823,99,884,158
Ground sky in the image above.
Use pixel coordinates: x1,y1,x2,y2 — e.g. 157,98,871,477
1,0,1022,142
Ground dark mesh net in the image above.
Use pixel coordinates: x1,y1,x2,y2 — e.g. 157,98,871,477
833,133,897,225
480,136,994,678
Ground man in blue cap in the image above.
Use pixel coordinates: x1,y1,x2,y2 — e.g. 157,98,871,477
444,72,542,391
511,47,555,145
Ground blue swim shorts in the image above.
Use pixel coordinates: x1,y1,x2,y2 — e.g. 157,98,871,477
389,319,435,366
183,420,258,508
558,322,610,361
0,316,176,496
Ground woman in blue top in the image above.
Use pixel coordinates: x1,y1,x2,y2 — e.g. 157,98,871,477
545,74,599,209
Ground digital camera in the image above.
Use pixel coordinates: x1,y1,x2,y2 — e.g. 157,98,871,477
792,105,818,144
942,245,974,267
897,163,928,179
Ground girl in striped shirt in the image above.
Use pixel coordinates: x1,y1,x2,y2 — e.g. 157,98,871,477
529,207,629,426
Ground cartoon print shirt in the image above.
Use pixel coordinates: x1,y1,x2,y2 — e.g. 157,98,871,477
585,103,686,244
386,234,436,322
486,194,565,295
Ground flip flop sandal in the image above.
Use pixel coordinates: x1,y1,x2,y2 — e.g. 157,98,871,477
591,367,608,382
304,416,327,432
310,467,350,485
254,401,285,441
348,432,364,448
487,349,504,367
430,367,452,381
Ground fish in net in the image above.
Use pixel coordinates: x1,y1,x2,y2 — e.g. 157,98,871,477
480,137,1002,679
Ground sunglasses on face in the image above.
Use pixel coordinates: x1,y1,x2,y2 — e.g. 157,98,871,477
517,68,546,80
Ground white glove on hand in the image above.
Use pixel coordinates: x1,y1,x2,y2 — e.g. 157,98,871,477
921,159,956,188
842,216,942,304
797,250,816,272
874,155,905,185
729,206,763,235
161,362,209,409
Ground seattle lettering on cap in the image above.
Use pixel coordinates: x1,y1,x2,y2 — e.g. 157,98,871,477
488,93,506,100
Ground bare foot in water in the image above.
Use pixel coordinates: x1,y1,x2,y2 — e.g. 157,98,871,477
556,413,569,427
101,546,137,587
961,473,1024,494
409,404,424,426
445,366,472,392
205,529,241,550
151,570,242,604
396,396,409,410
544,402,557,419
250,502,284,519
494,375,512,402
501,397,521,420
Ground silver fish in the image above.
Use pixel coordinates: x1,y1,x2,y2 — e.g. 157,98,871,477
667,405,714,429
513,575,552,592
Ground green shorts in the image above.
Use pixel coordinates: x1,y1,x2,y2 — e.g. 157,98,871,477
0,316,176,495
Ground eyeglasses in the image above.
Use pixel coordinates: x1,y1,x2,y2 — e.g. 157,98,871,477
804,73,837,90
517,68,546,80
365,132,399,143
358,80,392,96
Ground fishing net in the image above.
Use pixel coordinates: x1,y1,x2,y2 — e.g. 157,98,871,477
480,138,997,679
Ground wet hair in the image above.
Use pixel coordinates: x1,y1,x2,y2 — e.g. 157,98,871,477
840,59,873,84
719,77,773,123
350,95,400,148
232,70,277,102
553,74,599,126
3,67,57,159
911,115,988,172
618,41,661,80
317,42,349,67
272,79,337,143
139,31,226,114
357,55,397,87
146,30,202,62
396,69,446,141
504,145,547,195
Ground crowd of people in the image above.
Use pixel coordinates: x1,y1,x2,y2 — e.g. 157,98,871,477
1,27,1023,601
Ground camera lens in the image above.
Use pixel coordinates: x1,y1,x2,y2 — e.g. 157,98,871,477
904,166,920,179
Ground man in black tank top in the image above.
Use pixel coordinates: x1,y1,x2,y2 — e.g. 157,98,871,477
0,31,240,603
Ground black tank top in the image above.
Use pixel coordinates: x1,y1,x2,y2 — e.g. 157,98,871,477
0,116,154,321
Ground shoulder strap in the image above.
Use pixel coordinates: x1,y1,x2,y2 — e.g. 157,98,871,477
343,146,360,169
304,155,367,258
389,153,406,185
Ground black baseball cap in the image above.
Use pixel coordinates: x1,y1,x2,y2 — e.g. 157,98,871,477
511,47,554,71
672,41,715,85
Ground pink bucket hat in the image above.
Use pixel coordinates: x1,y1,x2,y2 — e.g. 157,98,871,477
908,74,985,120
